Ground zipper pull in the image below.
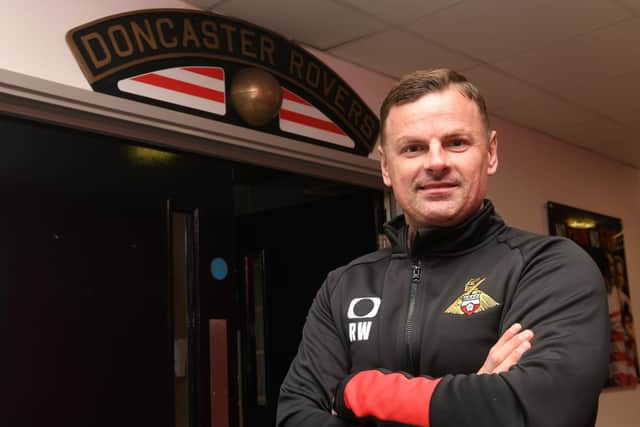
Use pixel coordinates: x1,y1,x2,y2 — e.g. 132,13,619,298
411,260,422,282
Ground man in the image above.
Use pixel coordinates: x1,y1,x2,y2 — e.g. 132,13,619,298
276,69,609,427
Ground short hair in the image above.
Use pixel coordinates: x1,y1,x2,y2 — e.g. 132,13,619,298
379,68,490,144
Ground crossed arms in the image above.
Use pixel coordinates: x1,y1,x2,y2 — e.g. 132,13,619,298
277,241,609,427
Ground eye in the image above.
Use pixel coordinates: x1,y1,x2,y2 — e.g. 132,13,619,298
402,144,425,155
445,139,468,152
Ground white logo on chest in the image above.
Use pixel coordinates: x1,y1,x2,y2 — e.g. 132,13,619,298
347,297,380,342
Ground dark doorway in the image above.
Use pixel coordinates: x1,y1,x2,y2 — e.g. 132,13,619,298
1,113,382,427
234,173,381,426
1,114,239,427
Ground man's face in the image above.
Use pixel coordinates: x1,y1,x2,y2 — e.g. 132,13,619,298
379,86,498,229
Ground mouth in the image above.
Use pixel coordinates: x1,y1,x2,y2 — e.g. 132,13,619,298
416,182,458,195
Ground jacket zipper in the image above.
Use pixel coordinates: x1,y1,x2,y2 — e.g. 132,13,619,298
405,258,422,374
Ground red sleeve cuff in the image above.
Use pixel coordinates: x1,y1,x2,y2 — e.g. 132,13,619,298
344,370,442,427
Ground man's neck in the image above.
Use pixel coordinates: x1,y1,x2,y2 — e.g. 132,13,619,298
405,201,489,247
407,227,416,249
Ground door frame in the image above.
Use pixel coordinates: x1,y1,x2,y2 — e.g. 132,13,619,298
0,69,383,191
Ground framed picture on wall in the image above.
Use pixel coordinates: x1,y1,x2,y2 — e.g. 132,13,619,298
547,201,639,388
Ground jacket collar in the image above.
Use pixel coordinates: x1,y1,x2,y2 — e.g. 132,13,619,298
383,199,505,256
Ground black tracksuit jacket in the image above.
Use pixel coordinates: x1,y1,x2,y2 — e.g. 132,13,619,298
277,200,609,427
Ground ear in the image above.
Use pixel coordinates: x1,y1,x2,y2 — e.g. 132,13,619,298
487,130,498,176
379,143,392,187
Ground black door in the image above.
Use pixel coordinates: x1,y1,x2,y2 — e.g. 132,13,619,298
3,187,171,427
1,114,240,427
236,179,382,426
169,182,239,427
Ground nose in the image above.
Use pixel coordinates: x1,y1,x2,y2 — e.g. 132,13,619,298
424,142,449,176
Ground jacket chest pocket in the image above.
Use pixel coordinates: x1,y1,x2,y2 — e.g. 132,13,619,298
424,310,502,376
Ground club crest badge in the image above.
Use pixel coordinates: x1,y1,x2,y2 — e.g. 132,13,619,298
444,277,499,316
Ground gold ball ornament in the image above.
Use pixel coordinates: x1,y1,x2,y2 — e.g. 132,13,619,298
230,67,283,127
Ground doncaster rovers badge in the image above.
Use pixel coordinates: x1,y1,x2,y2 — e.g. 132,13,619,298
444,277,500,316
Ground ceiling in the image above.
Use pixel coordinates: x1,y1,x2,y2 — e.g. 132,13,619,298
183,0,640,169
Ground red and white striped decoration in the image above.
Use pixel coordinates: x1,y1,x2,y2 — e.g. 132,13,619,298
118,69,356,149
607,289,638,386
279,88,354,149
117,66,226,115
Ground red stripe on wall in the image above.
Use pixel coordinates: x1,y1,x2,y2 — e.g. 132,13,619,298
280,109,345,135
611,351,630,362
611,331,626,341
132,73,225,103
282,88,312,106
183,67,224,80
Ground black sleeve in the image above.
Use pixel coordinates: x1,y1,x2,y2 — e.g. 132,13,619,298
430,239,609,427
276,273,357,427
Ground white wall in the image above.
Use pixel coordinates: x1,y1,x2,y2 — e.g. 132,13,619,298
2,1,639,425
489,117,640,427
0,0,199,90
